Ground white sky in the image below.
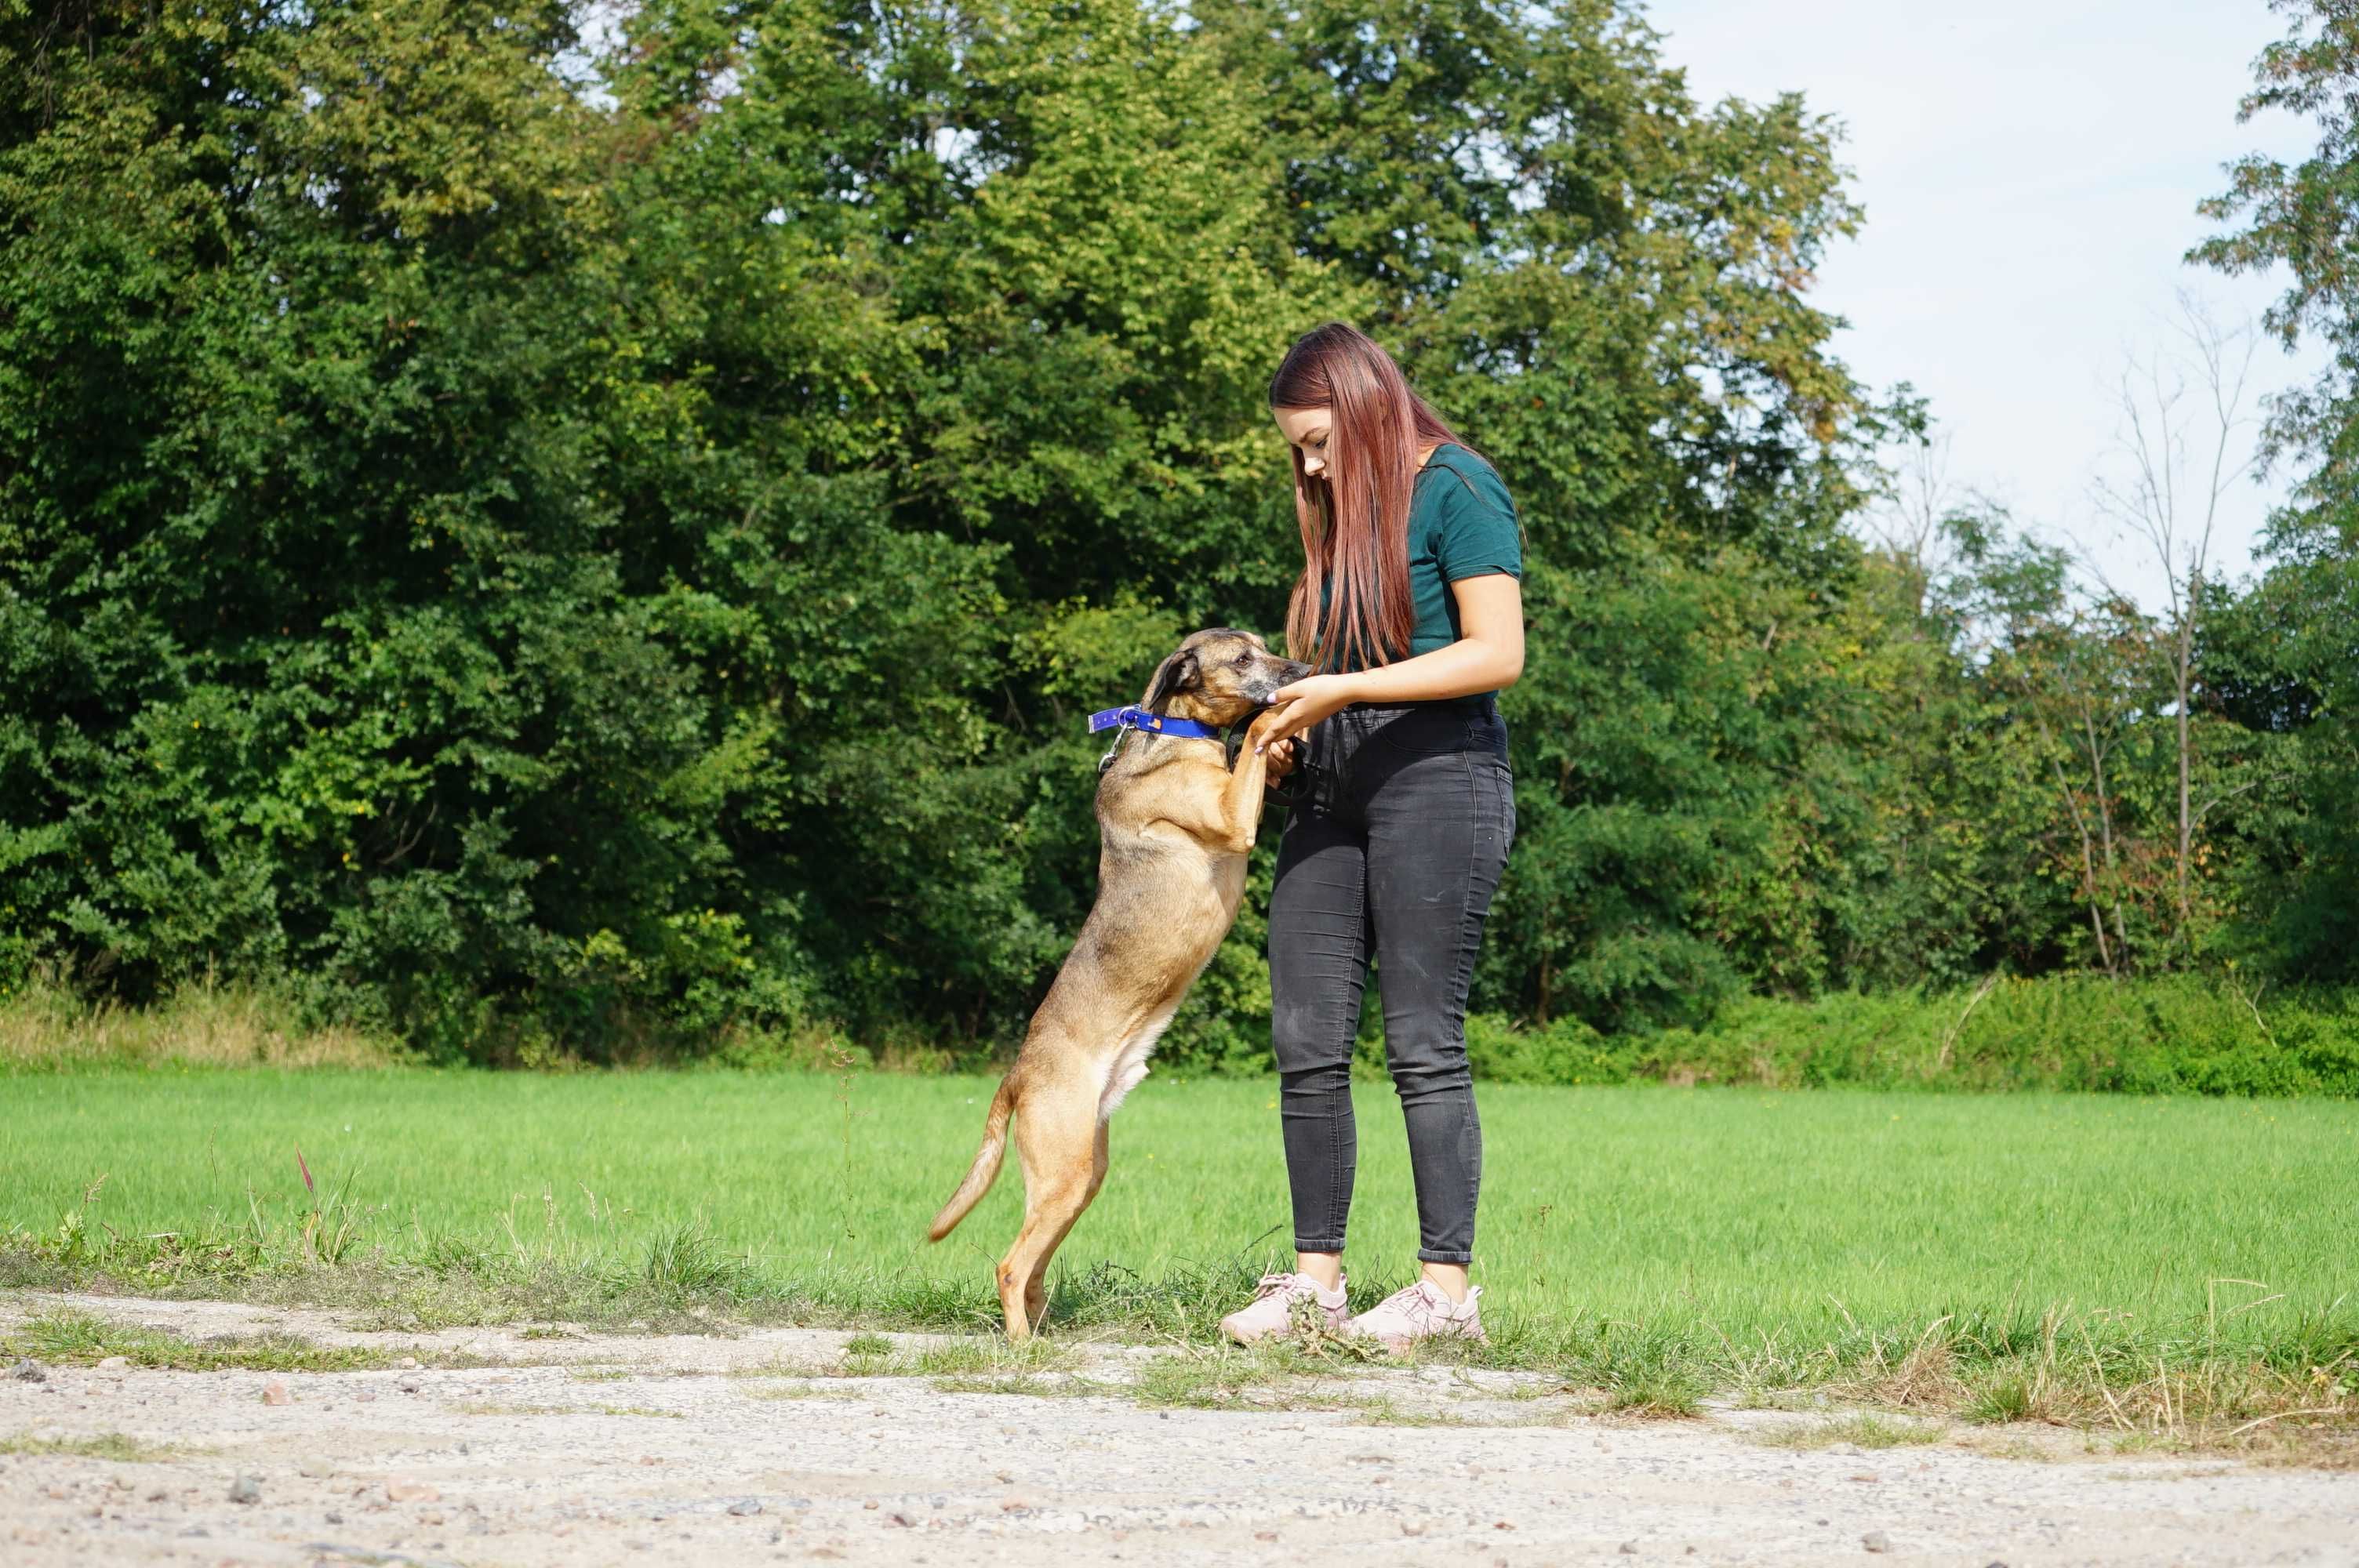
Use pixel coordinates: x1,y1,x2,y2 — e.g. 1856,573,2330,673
1641,0,2329,611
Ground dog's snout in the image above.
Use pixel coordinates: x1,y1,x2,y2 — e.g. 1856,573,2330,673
1245,653,1314,704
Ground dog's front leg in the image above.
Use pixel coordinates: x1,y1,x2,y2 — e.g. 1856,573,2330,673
1212,710,1285,855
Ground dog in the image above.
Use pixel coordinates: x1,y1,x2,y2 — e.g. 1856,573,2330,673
928,627,1311,1338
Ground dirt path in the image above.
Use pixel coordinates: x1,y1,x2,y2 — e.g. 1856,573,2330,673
2,1292,2352,1567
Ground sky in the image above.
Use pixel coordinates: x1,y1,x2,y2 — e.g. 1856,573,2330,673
1638,0,2328,612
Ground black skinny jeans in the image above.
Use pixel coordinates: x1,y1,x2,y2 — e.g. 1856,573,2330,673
1266,695,1516,1266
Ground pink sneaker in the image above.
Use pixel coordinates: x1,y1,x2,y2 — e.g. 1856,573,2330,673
1346,1279,1486,1352
1218,1272,1350,1345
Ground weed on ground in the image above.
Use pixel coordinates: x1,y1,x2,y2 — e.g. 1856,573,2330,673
0,1430,196,1462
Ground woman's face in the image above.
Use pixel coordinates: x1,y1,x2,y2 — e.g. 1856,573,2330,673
1273,405,1332,481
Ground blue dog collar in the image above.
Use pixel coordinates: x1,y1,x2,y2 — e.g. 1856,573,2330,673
1087,706,1225,741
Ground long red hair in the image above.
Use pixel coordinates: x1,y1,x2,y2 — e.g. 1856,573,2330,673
1269,322,1474,673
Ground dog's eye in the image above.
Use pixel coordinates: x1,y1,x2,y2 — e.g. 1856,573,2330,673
1234,652,1250,665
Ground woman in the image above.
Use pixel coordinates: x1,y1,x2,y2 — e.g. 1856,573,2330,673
1218,321,1523,1351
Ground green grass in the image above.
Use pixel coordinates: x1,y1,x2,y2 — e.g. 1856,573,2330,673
1748,1412,1949,1450
2,1066,2355,1446
3,1306,488,1374
0,1429,193,1462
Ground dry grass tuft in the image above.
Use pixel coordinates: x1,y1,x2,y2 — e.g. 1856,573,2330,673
1864,1315,1968,1409
0,975,398,1069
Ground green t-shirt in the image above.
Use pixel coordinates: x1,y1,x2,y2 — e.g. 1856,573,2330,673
1316,443,1523,681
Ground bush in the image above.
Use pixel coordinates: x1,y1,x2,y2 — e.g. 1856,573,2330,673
1615,975,2359,1098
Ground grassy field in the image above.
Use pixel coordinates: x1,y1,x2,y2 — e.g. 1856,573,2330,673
5,1065,2356,1433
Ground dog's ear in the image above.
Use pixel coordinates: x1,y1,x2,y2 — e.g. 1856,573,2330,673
1143,648,1201,713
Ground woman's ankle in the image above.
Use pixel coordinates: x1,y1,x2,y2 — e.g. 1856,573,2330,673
1294,1251,1344,1291
1419,1261,1470,1303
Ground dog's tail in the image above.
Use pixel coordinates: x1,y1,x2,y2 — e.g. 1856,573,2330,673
927,1074,1018,1242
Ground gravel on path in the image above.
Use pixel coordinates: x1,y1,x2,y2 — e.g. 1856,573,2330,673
2,1292,2354,1567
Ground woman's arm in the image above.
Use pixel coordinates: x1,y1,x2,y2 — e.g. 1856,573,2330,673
1254,573,1524,752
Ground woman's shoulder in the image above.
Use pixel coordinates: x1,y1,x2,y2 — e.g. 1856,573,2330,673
1418,443,1516,517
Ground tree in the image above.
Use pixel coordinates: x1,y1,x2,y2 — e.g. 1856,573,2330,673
2080,297,2266,960
2192,0,2359,978
0,0,1893,1053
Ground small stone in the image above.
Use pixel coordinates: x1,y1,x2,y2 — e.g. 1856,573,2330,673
1620,1544,1639,1557
888,1512,916,1527
728,1500,762,1517
262,1381,290,1406
398,1377,421,1393
397,1356,420,1370
1830,1442,1862,1456
9,1358,45,1382
1256,1531,1278,1542
387,1479,442,1503
1494,1521,1515,1531
227,1475,261,1505
1402,1523,1427,1537
1863,1530,1892,1554
325,1512,343,1525
96,1356,129,1370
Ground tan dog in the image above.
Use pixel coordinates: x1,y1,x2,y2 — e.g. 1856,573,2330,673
929,627,1310,1338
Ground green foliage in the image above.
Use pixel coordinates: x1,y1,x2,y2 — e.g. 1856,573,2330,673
0,0,2353,1061
2193,0,2359,980
1456,974,2359,1098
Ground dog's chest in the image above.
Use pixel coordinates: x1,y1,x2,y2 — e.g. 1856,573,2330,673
1111,825,1248,913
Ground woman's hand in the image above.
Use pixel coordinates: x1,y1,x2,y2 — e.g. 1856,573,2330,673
1263,736,1299,781
1254,673,1361,753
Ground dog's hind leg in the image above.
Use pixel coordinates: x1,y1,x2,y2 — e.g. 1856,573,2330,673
994,1080,1105,1341
1025,1118,1112,1327
1020,1116,1112,1332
